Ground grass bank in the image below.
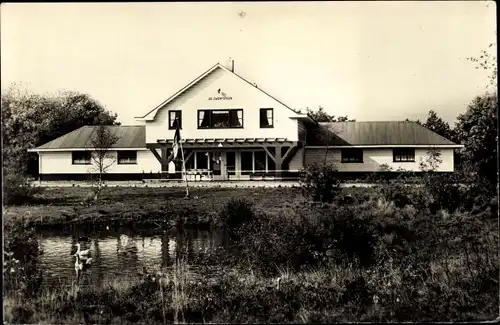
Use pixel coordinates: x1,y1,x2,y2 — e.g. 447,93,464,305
4,257,497,324
3,186,309,230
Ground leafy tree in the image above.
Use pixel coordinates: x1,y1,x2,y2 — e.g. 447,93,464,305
454,93,498,191
1,84,119,176
421,110,456,142
296,106,355,122
466,42,497,90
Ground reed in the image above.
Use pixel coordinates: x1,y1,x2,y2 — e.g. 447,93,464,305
172,253,189,324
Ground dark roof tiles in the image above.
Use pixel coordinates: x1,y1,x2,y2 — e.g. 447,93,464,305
34,121,459,150
307,121,458,146
35,125,145,149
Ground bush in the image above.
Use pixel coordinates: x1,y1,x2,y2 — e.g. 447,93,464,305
234,202,381,274
3,224,43,298
219,198,255,235
299,163,341,203
3,168,41,205
421,172,462,212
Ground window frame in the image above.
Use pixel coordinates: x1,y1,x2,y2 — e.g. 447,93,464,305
197,109,244,129
168,110,182,130
259,108,274,128
341,148,364,163
393,148,416,162
117,150,138,165
72,151,91,165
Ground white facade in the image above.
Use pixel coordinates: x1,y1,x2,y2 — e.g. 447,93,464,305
304,147,455,172
140,66,302,144
38,150,162,174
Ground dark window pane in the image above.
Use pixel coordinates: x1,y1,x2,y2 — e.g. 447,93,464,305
393,148,415,162
72,151,91,164
185,154,194,170
241,151,253,173
198,111,210,128
211,111,230,128
341,149,363,162
118,151,137,164
169,110,182,129
230,110,243,127
260,108,273,127
196,152,208,169
226,152,236,175
254,151,266,171
176,111,182,129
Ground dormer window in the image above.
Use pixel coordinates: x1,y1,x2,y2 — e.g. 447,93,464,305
260,108,273,128
169,110,182,129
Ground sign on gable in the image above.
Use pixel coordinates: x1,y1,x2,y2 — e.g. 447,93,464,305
209,88,232,100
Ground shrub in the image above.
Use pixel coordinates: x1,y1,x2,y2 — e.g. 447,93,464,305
3,168,41,205
373,177,414,209
299,163,341,203
219,198,255,234
235,203,380,274
421,172,462,212
3,224,43,298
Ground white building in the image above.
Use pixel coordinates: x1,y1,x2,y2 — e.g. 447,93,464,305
29,62,463,181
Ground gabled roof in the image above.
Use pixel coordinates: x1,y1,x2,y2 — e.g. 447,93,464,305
135,62,310,121
306,121,462,147
29,126,145,151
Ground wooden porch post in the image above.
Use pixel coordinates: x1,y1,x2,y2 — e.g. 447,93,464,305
161,148,169,174
275,145,283,179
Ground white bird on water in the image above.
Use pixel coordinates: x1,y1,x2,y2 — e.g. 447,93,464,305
74,253,92,282
75,243,91,258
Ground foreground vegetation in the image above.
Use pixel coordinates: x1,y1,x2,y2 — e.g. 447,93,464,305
3,169,498,323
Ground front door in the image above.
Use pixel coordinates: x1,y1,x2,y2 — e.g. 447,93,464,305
212,151,223,181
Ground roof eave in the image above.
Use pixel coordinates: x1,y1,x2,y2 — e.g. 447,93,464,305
135,63,223,120
29,147,148,152
305,144,464,148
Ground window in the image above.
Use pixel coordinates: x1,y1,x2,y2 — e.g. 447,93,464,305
195,152,208,169
118,151,137,164
341,148,363,163
254,151,267,171
197,109,243,129
241,151,253,175
393,148,415,162
169,110,182,129
260,108,273,128
72,151,91,165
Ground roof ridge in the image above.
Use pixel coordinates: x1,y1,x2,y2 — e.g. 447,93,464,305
137,62,303,120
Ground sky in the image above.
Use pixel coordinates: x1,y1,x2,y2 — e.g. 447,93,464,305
1,1,496,126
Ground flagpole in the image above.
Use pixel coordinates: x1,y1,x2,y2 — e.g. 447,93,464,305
177,121,190,198
179,139,190,197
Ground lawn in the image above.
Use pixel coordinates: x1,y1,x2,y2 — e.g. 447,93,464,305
3,185,309,230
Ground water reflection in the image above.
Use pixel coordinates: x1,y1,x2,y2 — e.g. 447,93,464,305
38,228,227,288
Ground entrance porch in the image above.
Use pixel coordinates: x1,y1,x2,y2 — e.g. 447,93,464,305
146,138,302,181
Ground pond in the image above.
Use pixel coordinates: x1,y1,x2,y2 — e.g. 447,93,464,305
37,227,233,288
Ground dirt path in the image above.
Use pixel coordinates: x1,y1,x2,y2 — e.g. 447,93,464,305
31,181,378,188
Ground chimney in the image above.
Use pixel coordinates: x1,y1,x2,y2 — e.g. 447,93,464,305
231,60,234,72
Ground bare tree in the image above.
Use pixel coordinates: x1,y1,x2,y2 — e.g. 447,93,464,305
87,123,119,196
